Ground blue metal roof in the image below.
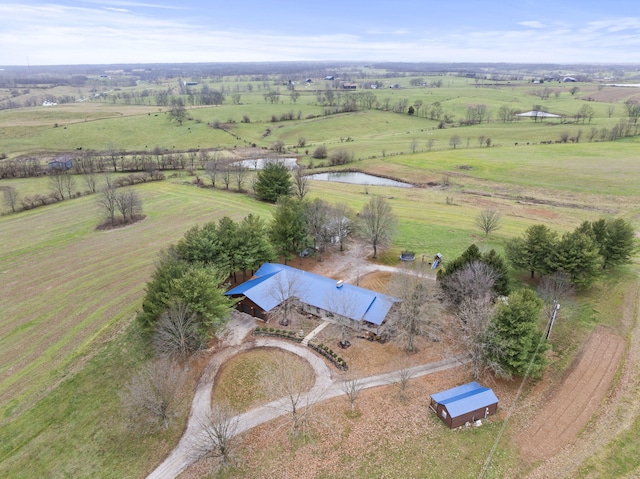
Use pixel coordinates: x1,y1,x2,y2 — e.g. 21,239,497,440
431,382,499,418
225,263,399,325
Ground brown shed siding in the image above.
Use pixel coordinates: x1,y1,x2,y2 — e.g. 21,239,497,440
430,397,498,429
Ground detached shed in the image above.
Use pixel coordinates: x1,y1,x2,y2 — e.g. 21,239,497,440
430,382,498,429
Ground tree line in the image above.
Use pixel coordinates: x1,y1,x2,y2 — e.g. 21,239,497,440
505,219,636,288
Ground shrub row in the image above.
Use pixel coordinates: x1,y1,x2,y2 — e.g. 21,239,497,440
253,327,303,343
252,327,348,370
308,342,348,371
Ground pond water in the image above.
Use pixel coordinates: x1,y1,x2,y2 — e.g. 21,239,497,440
233,158,298,169
305,172,412,188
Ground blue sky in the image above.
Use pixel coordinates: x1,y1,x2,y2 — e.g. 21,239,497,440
1,0,639,66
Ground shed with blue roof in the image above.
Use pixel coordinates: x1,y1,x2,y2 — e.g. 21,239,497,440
225,263,399,331
430,382,498,428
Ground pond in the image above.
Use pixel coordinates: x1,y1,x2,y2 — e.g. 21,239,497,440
232,158,298,169
305,172,413,188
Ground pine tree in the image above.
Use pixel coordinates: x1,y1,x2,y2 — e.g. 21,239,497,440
505,224,558,278
487,289,548,379
554,230,602,288
255,161,292,202
269,197,308,264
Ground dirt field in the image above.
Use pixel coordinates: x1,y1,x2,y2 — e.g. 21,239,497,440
516,327,626,462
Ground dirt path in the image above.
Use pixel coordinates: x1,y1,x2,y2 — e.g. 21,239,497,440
146,315,466,479
310,241,436,284
517,327,627,462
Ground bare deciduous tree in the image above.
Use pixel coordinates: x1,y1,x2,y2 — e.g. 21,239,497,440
306,198,331,261
120,360,186,431
205,155,220,187
98,186,117,226
387,263,440,353
76,151,100,193
358,196,397,259
48,168,75,200
153,301,206,364
269,271,307,326
293,166,309,201
388,359,414,402
115,187,143,222
1,185,19,213
441,261,503,379
325,289,359,348
537,271,573,320
190,403,240,467
475,209,502,237
452,294,502,380
440,260,499,306
233,163,248,192
221,163,232,190
261,354,318,439
341,374,364,412
328,202,352,252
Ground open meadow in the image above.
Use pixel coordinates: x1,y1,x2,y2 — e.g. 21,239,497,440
1,65,640,478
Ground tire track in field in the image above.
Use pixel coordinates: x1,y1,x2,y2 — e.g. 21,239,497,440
517,327,625,461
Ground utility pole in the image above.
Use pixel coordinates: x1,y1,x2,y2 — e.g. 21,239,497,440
546,301,560,340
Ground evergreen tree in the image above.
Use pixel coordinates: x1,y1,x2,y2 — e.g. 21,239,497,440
487,289,548,379
237,214,275,279
505,224,558,278
602,218,636,268
270,197,308,264
580,218,636,269
137,255,234,336
138,249,187,334
554,230,602,288
482,249,511,297
217,216,240,279
175,222,226,266
170,264,236,333
255,161,292,202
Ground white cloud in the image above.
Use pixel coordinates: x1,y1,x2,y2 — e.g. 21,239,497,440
518,21,546,29
1,4,639,65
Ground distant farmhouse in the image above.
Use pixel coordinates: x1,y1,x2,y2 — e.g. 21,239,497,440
47,156,73,171
225,263,399,332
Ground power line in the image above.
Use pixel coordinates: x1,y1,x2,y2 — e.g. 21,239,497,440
477,310,554,479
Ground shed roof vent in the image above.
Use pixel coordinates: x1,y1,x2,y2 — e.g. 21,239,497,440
336,280,344,288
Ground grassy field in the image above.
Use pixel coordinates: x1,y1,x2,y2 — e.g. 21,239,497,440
0,180,274,420
2,74,639,158
1,68,640,478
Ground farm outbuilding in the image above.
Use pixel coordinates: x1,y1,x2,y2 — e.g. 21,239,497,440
47,157,73,171
430,382,498,429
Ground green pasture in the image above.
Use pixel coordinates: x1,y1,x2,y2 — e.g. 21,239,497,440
3,75,637,159
383,141,640,197
0,180,274,419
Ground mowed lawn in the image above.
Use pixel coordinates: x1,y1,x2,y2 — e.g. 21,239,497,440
0,180,274,419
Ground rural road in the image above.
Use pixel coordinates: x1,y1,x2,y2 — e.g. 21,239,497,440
146,314,465,479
